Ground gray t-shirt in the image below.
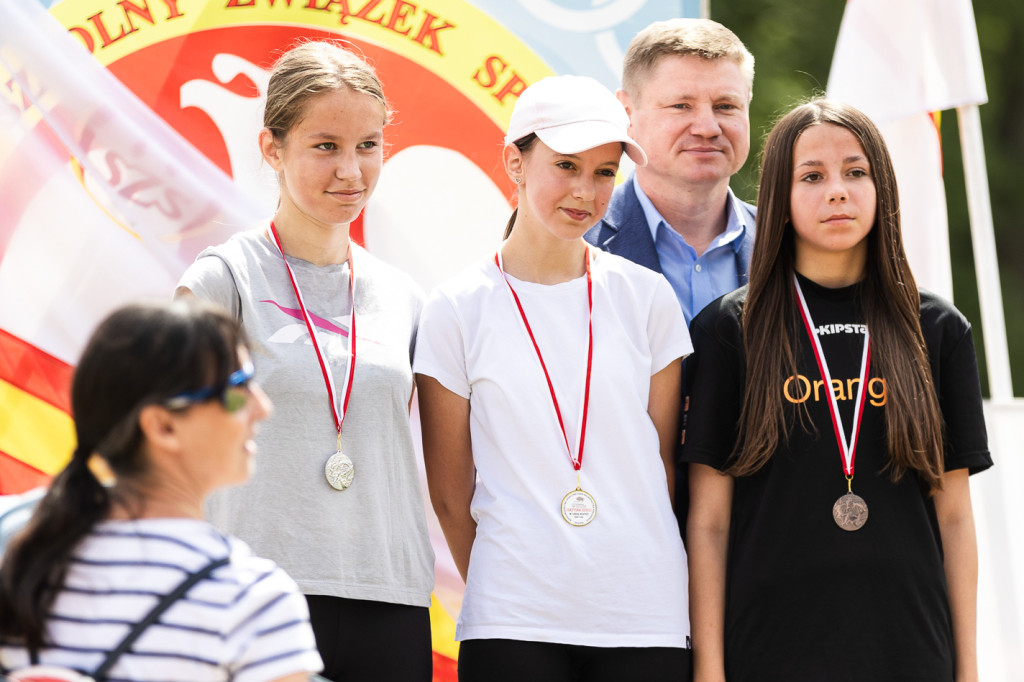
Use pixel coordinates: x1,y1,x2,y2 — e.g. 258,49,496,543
178,227,433,607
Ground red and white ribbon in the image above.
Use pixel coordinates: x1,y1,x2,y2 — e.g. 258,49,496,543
495,248,593,472
269,222,356,439
793,274,871,480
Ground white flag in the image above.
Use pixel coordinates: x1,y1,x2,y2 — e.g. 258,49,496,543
0,0,263,485
827,0,987,299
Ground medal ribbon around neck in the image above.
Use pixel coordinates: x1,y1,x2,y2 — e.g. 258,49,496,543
269,222,356,443
793,274,871,487
494,248,594,474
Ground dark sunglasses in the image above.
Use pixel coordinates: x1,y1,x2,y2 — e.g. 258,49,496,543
164,362,256,413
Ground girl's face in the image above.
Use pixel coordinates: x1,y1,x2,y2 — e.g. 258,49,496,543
789,123,877,268
512,139,621,242
261,87,385,231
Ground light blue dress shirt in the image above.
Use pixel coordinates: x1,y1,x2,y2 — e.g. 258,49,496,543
633,175,752,324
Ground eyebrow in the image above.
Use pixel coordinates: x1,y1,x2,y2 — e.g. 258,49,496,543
796,154,867,168
659,90,746,103
306,130,384,140
554,152,619,166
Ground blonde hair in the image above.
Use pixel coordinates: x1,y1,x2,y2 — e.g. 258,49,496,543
263,40,390,140
622,18,754,101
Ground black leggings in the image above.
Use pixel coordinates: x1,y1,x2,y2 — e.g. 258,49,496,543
457,638,692,682
305,594,432,682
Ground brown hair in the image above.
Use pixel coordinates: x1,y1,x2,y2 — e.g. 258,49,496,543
502,133,539,240
263,40,390,141
733,99,945,491
622,18,754,102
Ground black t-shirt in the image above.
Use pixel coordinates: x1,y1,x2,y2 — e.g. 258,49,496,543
682,274,992,682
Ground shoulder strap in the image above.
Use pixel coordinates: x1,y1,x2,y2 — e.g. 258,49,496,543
91,555,230,680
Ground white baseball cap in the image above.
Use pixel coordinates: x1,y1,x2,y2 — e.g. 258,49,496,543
504,75,647,166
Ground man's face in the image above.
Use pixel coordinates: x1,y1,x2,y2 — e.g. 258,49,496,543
623,54,751,188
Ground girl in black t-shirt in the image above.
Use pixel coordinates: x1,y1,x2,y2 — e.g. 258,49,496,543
684,99,991,682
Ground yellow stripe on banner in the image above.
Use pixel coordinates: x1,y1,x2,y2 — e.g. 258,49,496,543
0,379,75,476
430,593,460,661
51,0,554,130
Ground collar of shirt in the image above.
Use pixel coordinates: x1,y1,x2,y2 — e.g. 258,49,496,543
632,174,750,253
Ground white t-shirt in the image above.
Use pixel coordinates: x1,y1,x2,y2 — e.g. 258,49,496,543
0,518,322,681
414,250,692,647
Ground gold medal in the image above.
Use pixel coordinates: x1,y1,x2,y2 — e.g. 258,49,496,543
833,491,868,531
561,487,597,526
325,450,354,490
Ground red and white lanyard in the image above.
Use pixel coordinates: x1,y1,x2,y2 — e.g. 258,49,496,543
793,274,871,481
269,222,356,441
494,249,594,473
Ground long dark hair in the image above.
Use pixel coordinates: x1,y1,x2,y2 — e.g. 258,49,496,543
732,99,945,490
0,299,246,650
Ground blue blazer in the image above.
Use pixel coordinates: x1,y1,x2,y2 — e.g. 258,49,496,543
584,173,757,288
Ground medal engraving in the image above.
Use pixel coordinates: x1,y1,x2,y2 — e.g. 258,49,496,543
561,488,597,526
325,451,354,490
833,492,868,531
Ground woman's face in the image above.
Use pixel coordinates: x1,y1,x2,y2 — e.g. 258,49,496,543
789,123,877,268
172,347,272,493
263,87,385,231
514,139,621,242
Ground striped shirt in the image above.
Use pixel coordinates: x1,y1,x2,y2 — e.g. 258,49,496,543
0,518,322,682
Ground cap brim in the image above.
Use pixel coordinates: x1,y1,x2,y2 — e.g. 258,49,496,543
536,121,647,167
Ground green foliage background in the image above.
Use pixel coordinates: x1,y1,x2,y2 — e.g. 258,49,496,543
712,0,1023,397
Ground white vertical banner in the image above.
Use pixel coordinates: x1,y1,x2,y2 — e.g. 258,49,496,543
829,2,1021,679
826,0,987,300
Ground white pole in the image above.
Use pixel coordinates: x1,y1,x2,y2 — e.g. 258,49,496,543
957,104,1014,400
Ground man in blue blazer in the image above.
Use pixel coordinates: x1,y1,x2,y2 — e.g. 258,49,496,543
585,18,756,538
586,18,756,323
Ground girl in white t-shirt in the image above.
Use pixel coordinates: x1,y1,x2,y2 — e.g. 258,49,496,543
415,75,693,680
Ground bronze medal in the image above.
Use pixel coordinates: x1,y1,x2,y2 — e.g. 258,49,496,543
833,491,869,531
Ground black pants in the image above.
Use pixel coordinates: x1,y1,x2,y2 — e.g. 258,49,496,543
305,594,432,682
458,638,692,682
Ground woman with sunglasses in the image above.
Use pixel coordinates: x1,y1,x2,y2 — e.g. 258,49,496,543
0,299,323,681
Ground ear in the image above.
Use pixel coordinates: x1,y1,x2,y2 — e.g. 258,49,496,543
259,127,284,172
502,144,524,185
617,89,633,118
138,404,182,455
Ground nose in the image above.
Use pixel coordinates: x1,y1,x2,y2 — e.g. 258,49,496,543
248,383,273,421
335,150,361,181
689,102,723,138
827,188,847,203
572,175,596,201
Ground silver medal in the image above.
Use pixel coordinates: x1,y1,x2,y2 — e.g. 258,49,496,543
325,451,354,490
